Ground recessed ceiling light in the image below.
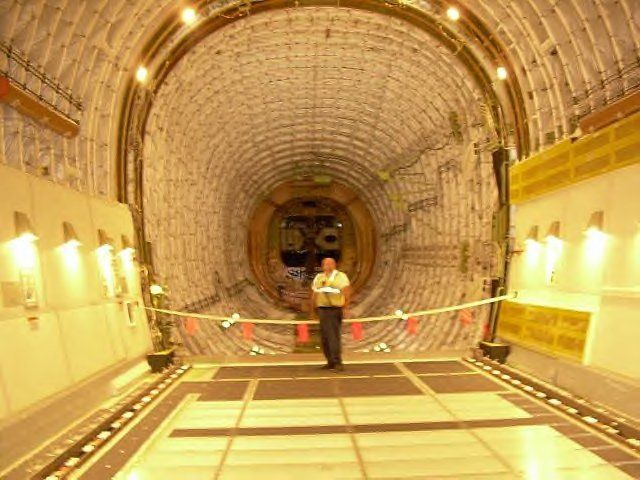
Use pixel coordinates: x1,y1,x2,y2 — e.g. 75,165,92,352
135,65,148,83
182,7,197,25
446,7,460,21
496,66,508,80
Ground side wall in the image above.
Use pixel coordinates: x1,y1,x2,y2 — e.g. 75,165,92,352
507,163,640,381
0,165,152,423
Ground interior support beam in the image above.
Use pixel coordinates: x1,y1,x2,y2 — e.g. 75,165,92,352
0,76,79,138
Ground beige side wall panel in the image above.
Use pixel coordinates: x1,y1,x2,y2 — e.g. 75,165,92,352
0,313,71,414
507,164,640,380
0,164,151,420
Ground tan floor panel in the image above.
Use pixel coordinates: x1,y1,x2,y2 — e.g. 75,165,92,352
72,361,638,480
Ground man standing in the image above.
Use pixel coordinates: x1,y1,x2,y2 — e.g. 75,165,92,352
310,258,351,371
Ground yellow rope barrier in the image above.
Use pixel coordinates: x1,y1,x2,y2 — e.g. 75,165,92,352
145,293,516,325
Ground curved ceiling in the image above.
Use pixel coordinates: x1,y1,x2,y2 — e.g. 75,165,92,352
1,0,637,196
142,5,496,316
1,0,639,354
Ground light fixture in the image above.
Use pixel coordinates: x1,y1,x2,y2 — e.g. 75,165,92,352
120,234,135,255
373,342,392,353
181,7,197,24
583,212,607,262
525,225,539,243
250,345,265,355
96,230,117,297
97,229,114,250
569,125,583,141
394,309,404,317
545,221,560,240
544,221,562,285
585,210,604,235
496,66,508,80
63,221,81,247
11,213,39,293
149,284,164,295
14,211,38,241
135,65,148,83
446,6,460,21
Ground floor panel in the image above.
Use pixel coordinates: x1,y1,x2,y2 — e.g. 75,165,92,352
404,360,475,375
73,360,639,480
419,373,507,393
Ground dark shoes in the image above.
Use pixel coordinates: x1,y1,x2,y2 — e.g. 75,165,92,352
320,363,345,372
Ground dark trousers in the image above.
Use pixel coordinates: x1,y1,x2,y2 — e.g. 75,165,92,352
317,306,343,366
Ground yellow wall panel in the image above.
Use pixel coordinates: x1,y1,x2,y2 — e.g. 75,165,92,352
498,301,591,362
613,115,640,139
510,111,640,204
614,141,640,167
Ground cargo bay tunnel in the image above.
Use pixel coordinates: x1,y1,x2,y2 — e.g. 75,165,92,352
1,0,640,478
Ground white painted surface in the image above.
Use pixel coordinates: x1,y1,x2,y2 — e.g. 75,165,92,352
0,165,152,419
509,164,640,380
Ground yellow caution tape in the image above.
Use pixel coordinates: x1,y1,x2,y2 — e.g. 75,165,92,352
144,293,516,325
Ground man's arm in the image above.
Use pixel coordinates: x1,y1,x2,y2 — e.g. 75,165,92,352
342,285,352,317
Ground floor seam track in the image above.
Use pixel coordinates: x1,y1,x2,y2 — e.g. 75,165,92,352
394,361,521,477
338,396,369,480
214,378,258,480
72,371,190,479
470,360,640,460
